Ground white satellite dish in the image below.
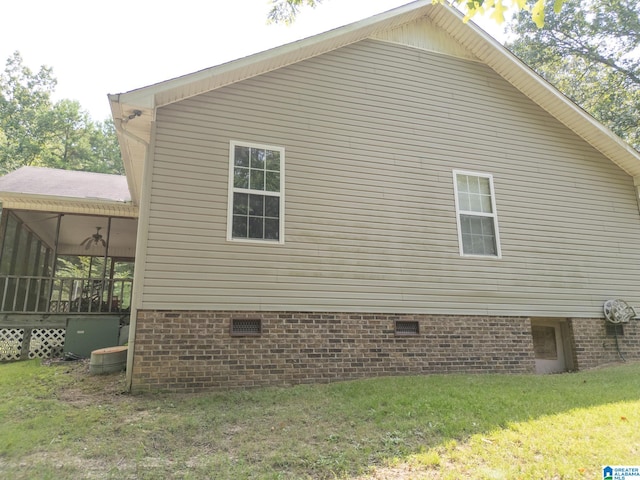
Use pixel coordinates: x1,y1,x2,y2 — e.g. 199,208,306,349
603,299,637,324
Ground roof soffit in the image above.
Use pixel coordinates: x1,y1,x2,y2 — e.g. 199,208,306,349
110,0,640,188
0,192,139,218
146,4,438,109
428,6,640,177
109,2,444,207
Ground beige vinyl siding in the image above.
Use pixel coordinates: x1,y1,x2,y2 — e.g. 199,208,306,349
141,39,640,316
370,17,478,62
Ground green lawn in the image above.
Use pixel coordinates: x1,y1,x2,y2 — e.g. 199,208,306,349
0,360,638,479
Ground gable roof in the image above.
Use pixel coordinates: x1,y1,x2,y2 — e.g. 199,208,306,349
0,167,137,217
109,0,640,206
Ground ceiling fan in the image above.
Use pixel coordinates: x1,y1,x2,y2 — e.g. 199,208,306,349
80,227,106,249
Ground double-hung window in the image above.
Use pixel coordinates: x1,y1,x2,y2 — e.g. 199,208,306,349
453,170,501,257
228,141,284,243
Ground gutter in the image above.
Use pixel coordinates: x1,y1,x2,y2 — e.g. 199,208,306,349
0,192,138,218
635,177,640,216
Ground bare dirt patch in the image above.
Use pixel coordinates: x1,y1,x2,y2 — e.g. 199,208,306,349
45,359,131,407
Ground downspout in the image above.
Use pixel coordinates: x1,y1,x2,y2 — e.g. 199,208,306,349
634,177,640,215
113,113,154,393
115,117,148,149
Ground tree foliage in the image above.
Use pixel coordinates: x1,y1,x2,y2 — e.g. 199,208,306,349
0,52,122,175
267,0,566,27
506,0,640,150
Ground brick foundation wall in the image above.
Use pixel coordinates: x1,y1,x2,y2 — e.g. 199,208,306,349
131,311,536,393
569,318,640,370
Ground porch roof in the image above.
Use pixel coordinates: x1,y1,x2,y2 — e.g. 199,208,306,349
0,167,138,217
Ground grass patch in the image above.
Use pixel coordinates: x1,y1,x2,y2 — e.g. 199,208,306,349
0,360,638,479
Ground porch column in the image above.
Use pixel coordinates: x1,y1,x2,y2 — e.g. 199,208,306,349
46,214,63,312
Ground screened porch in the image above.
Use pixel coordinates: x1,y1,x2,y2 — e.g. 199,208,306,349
0,209,137,315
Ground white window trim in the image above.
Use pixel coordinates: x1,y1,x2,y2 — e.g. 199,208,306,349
227,140,285,244
452,169,502,259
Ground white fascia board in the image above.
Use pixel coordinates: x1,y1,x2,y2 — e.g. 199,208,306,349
109,0,640,187
108,0,436,208
432,7,640,177
111,0,436,110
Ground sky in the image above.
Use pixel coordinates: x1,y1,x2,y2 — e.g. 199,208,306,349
0,0,507,122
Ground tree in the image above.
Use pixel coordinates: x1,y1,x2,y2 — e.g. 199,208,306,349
0,52,57,174
506,0,640,150
89,120,123,175
43,100,123,174
268,0,566,27
0,52,123,175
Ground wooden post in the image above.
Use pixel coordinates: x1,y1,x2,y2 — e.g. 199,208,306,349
46,214,62,312
19,327,32,360
100,217,112,312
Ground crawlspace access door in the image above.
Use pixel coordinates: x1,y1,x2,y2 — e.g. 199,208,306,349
531,318,573,374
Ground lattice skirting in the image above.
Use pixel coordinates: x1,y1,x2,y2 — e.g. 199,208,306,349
0,328,66,361
29,328,65,359
0,328,24,361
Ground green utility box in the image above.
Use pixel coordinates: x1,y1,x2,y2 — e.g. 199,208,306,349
64,317,121,358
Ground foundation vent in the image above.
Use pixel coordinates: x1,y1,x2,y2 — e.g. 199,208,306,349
231,318,262,336
606,323,624,337
395,320,419,336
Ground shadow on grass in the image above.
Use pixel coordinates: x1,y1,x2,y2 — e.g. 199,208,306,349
1,360,639,479
172,361,640,479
